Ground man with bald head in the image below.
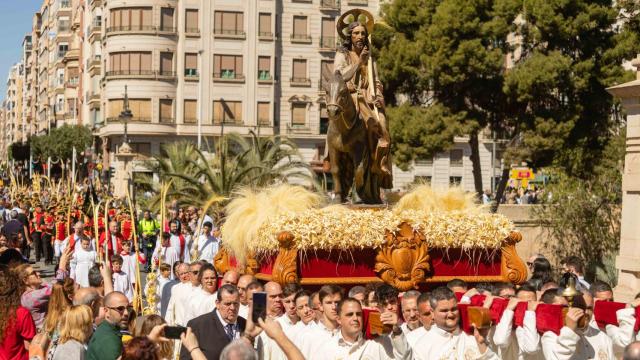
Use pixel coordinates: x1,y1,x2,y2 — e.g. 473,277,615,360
166,261,202,325
624,342,640,360
73,287,104,326
256,282,285,359
237,274,256,319
222,269,240,286
98,220,124,259
87,291,130,360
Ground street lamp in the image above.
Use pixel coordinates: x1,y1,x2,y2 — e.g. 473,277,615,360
119,85,133,144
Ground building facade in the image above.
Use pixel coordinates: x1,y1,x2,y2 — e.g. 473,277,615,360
2,0,504,193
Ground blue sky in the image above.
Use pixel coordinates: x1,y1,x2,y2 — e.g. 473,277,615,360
0,0,43,97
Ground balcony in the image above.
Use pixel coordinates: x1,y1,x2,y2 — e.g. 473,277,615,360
105,70,159,80
320,0,340,10
347,0,368,4
258,71,273,84
213,118,243,125
106,117,152,123
105,25,177,37
157,70,177,80
90,0,102,9
258,31,274,41
214,29,246,40
319,36,339,51
185,69,199,81
88,92,100,106
185,27,200,37
213,72,245,83
291,33,312,44
63,49,80,62
89,20,102,42
290,77,311,87
88,56,101,76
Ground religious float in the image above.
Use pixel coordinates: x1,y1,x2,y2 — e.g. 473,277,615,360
213,185,528,291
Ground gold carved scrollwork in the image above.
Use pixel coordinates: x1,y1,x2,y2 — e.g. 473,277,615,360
271,232,299,285
245,252,260,275
213,247,232,275
374,222,430,291
501,231,528,285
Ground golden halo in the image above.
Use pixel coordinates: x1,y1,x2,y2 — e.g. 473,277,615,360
337,8,374,40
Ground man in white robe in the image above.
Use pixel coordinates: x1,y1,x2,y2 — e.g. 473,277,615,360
492,284,543,360
185,264,218,321
191,221,219,263
400,291,422,335
411,286,499,360
165,261,202,326
297,285,344,359
540,289,615,360
406,292,434,349
237,274,256,320
319,298,410,360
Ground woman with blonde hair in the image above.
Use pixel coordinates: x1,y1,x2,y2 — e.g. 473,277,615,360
42,278,75,336
51,305,93,360
134,314,173,360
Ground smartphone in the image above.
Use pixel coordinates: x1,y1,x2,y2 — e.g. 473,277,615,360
164,325,187,339
252,292,267,323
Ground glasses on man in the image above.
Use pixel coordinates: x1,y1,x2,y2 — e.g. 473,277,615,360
107,305,133,315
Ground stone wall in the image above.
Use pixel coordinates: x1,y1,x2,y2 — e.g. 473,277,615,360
496,205,548,262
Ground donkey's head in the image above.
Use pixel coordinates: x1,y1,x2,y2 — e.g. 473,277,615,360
322,69,349,119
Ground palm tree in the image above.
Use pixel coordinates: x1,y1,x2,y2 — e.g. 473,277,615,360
136,132,317,209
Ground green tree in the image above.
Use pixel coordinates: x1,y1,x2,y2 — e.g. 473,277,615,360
30,125,92,161
535,129,624,284
138,132,316,209
375,0,520,196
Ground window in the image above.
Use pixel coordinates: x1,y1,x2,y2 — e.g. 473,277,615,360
185,9,199,33
68,67,79,85
184,100,197,124
160,52,174,75
214,55,243,79
415,156,433,166
128,99,152,121
320,104,329,134
292,16,309,41
109,8,153,31
159,99,173,123
185,53,198,76
257,102,270,125
449,176,462,186
321,18,335,48
109,52,152,75
292,59,308,83
57,43,68,59
130,143,151,158
259,13,272,37
291,103,306,126
213,100,242,124
258,56,271,80
450,149,463,167
108,99,123,119
160,8,175,31
415,176,432,184
214,11,244,36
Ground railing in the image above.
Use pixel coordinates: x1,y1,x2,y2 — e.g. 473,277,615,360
291,77,311,85
159,117,175,124
258,71,272,81
106,25,158,33
106,70,155,77
214,29,246,36
213,118,243,125
213,72,245,80
320,0,340,9
291,34,312,42
157,70,176,77
258,31,274,38
105,117,152,123
185,27,200,34
185,69,199,77
60,0,71,8
158,26,177,33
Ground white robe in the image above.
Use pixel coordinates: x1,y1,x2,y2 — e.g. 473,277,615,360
411,326,500,360
319,332,409,360
256,315,299,360
406,326,428,349
192,234,219,263
297,321,340,360
165,282,196,326
186,287,217,322
153,247,179,280
70,247,96,288
113,271,133,302
154,234,189,261
492,309,543,360
541,325,615,360
121,252,139,286
601,308,636,358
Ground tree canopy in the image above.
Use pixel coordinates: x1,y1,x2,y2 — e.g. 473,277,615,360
30,125,93,161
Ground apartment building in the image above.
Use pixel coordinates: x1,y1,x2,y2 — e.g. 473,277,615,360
2,0,504,193
4,64,24,147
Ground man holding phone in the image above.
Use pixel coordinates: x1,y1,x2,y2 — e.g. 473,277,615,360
179,284,246,360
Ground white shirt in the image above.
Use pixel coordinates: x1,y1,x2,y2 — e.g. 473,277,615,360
406,326,428,348
603,308,636,358
186,287,217,322
297,320,340,360
238,303,249,320
165,282,196,326
193,234,219,263
215,309,241,340
412,326,499,360
319,331,408,360
113,271,133,302
541,325,615,360
492,309,542,360
256,315,300,360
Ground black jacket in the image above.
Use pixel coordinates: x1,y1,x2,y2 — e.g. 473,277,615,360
179,310,247,360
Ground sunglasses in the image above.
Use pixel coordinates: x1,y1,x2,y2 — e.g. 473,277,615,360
27,270,40,277
107,305,133,314
526,262,533,267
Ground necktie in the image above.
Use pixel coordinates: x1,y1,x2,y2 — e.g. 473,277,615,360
225,323,235,340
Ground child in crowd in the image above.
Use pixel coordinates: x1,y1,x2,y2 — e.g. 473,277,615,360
152,232,179,279
111,254,133,302
120,240,145,293
144,263,172,313
70,237,97,288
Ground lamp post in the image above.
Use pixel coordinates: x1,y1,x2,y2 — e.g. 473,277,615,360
115,86,135,198
119,85,133,145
